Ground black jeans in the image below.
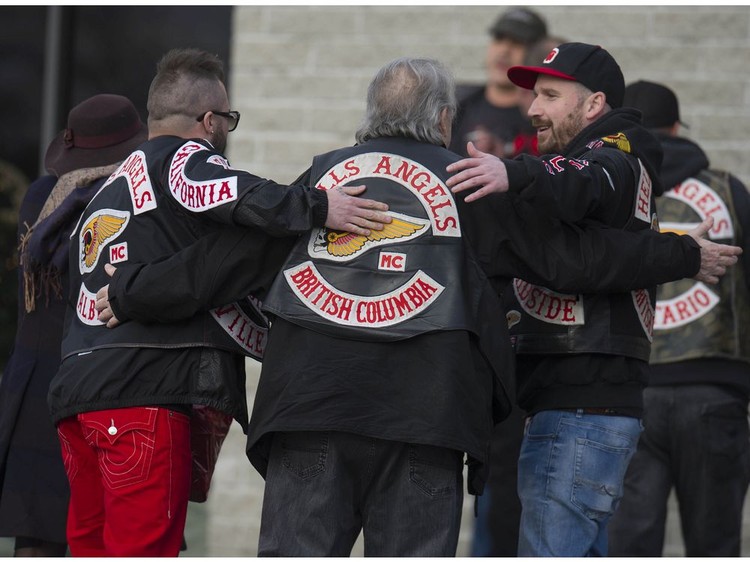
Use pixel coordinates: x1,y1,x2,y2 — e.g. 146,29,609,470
257,430,464,556
609,384,750,556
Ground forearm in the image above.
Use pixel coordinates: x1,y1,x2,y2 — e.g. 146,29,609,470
108,228,296,323
463,194,700,293
231,182,328,235
181,152,327,235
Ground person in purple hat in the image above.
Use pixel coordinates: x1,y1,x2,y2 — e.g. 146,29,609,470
447,42,743,556
0,93,147,556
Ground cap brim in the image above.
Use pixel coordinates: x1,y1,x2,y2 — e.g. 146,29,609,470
508,65,578,90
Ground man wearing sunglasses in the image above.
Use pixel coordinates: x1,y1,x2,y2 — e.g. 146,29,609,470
195,109,240,151
47,47,390,557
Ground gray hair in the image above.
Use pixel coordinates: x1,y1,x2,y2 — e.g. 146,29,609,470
355,57,456,146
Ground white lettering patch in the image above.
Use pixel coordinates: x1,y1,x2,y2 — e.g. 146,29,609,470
378,251,406,272
168,142,238,212
109,242,128,264
655,282,720,330
314,152,460,237
513,279,584,325
664,178,734,239
76,282,105,326
634,159,652,224
284,261,444,328
105,151,157,215
631,288,655,341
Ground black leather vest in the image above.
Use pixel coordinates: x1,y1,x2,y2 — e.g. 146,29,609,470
263,138,488,342
61,137,267,361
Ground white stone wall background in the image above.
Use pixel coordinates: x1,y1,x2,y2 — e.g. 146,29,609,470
227,5,750,187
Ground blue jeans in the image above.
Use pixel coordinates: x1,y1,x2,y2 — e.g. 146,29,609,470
517,409,642,556
609,384,750,556
257,431,464,556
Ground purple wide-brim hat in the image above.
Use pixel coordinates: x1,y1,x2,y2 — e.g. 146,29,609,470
44,93,147,177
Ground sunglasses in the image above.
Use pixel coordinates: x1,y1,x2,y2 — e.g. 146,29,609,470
196,110,241,132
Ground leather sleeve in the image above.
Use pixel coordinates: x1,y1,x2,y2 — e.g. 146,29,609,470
458,192,700,294
108,227,296,324
174,146,327,235
505,148,639,226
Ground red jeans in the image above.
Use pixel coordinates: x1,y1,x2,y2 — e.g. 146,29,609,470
57,406,191,556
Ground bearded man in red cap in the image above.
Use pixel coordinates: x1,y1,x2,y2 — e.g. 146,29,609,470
448,42,743,556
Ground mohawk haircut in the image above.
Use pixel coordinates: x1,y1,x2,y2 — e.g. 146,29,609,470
147,48,226,122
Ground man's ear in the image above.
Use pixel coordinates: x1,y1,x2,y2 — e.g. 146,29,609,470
586,91,607,119
198,111,215,134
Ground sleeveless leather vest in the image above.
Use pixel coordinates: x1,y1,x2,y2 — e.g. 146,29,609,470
651,169,750,364
263,138,488,342
504,156,658,361
60,137,267,361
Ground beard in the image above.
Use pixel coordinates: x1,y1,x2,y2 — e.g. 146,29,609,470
211,128,228,154
533,109,586,154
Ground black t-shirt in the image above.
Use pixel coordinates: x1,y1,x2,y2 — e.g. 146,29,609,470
449,87,536,157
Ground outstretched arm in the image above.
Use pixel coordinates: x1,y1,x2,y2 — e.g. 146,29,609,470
177,144,392,236
459,194,740,293
95,226,295,327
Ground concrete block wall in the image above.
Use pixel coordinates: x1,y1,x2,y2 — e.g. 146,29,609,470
195,5,750,557
227,5,750,186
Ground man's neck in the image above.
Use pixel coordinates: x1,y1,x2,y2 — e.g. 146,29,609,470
484,82,524,108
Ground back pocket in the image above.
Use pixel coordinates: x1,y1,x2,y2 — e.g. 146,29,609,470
409,444,461,498
79,407,158,490
280,431,328,480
